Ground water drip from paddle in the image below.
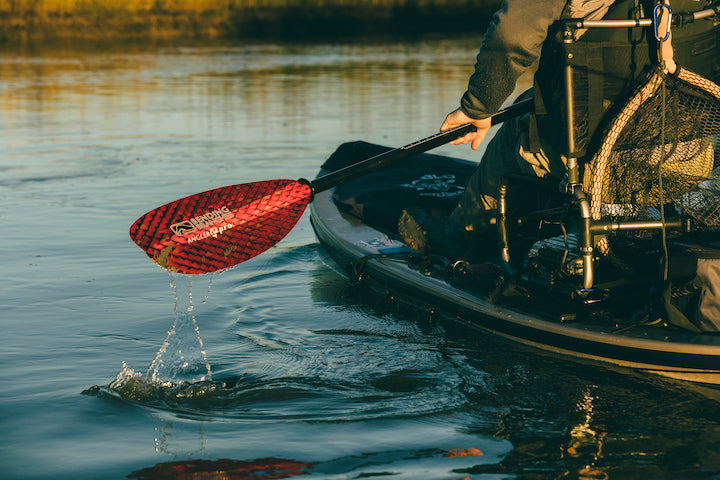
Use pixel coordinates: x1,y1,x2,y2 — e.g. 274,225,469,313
146,273,213,385
88,273,216,405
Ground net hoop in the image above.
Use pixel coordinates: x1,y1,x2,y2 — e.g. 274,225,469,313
584,67,720,259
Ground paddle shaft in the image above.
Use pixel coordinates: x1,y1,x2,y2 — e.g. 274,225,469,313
310,98,533,194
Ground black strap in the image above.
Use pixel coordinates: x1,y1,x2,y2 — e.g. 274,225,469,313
585,46,605,143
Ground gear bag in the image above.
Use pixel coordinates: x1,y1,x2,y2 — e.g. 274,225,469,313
663,239,720,332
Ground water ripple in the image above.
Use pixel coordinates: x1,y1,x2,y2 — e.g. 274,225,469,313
84,327,477,423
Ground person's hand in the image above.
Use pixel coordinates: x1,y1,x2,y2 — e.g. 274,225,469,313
440,109,492,150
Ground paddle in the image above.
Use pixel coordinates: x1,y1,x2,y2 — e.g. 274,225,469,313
130,98,532,274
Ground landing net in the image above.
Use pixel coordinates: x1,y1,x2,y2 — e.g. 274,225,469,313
584,68,720,230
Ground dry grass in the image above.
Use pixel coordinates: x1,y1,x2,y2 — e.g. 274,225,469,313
0,0,497,41
0,0,482,14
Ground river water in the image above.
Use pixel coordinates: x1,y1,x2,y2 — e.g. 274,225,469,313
3,37,720,480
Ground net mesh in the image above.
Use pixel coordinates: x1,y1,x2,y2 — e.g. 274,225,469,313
584,68,720,230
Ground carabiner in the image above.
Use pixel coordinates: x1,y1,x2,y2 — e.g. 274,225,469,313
653,3,673,42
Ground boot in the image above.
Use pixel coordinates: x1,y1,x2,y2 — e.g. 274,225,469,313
398,208,475,260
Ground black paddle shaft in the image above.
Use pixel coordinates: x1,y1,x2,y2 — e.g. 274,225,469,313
309,98,533,194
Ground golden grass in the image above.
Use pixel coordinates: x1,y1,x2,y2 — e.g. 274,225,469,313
0,0,479,14
0,0,496,41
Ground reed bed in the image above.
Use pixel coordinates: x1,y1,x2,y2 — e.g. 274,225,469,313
0,0,499,41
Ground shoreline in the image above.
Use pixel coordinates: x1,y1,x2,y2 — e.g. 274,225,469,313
0,1,500,43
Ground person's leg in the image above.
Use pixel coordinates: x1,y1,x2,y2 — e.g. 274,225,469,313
450,111,566,235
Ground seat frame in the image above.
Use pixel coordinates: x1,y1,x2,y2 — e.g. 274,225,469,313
497,8,718,291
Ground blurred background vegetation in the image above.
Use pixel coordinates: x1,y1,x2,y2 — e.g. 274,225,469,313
0,0,501,42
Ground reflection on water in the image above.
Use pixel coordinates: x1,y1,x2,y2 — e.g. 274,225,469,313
151,415,207,458
127,457,314,480
565,386,608,479
0,39,486,146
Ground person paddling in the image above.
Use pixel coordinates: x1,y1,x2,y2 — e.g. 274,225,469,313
399,0,720,259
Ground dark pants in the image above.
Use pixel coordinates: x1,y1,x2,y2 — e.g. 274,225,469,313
449,101,566,234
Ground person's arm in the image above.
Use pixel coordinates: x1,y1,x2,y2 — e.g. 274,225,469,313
463,0,566,118
442,0,567,148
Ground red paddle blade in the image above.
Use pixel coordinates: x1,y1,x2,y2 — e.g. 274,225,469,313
130,179,313,274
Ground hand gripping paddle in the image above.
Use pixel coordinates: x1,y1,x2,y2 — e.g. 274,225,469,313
130,99,532,274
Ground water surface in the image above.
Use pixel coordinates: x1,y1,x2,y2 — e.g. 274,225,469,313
3,37,720,479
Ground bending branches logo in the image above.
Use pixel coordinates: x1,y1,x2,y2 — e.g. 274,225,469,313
170,206,234,243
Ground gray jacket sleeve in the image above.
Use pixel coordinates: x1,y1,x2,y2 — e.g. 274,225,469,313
461,0,568,119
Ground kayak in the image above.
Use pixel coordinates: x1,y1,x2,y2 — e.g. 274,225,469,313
310,141,720,385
